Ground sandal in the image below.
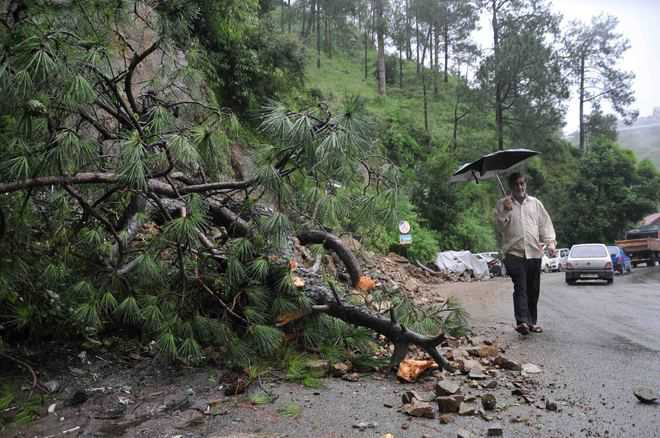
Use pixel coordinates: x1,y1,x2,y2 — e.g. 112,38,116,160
530,325,543,333
515,323,530,335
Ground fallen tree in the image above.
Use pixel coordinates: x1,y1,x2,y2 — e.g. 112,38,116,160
0,0,457,373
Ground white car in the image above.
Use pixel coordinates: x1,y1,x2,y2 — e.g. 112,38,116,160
564,243,614,285
542,248,561,272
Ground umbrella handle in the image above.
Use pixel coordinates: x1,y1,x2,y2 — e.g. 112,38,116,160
495,173,507,196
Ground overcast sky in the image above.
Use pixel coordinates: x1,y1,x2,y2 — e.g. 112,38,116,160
477,0,660,133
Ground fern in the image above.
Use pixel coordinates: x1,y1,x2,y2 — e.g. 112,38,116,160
158,331,177,360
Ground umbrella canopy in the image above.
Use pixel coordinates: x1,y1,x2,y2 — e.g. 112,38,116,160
449,148,539,194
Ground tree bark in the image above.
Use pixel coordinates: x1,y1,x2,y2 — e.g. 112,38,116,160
300,272,453,371
375,0,386,96
433,22,439,95
579,53,585,151
316,0,321,69
492,0,504,151
443,22,449,83
399,47,403,88
297,230,361,287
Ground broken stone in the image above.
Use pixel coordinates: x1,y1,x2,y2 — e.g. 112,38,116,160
439,414,453,424
494,355,522,371
487,424,504,436
484,381,498,389
342,372,360,382
633,387,658,404
468,369,487,380
401,390,422,404
545,399,558,411
435,380,460,397
402,399,435,418
352,422,369,431
331,362,351,377
44,380,61,393
457,428,473,438
458,359,481,374
437,395,464,413
482,394,497,411
521,363,542,375
458,402,477,416
479,345,499,358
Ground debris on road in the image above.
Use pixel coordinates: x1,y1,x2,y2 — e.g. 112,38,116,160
633,386,658,404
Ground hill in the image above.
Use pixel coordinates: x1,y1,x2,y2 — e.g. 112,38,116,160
617,124,660,167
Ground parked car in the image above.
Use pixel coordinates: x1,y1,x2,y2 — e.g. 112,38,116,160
565,243,614,285
607,245,632,275
542,248,561,272
557,248,570,271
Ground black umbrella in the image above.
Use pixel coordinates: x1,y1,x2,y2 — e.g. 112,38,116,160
449,148,540,195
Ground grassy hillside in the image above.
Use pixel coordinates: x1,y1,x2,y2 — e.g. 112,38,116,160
301,48,496,161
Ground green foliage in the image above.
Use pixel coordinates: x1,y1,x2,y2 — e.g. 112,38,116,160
557,142,660,244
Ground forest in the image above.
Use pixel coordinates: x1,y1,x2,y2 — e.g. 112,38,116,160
1,0,660,419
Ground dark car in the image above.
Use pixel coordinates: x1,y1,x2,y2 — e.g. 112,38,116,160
607,245,632,275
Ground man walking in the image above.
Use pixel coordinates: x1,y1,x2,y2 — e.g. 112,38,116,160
495,172,556,335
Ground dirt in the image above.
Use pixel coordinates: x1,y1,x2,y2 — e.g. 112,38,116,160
2,255,522,438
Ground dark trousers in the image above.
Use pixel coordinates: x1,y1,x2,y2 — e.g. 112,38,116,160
503,254,542,326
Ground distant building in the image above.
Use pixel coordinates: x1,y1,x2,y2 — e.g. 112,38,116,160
640,212,660,226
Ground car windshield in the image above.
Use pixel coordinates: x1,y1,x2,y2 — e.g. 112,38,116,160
607,246,619,256
571,245,608,258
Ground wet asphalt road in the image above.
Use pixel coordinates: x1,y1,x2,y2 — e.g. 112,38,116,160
209,267,660,438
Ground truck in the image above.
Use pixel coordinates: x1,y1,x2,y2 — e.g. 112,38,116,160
614,225,660,267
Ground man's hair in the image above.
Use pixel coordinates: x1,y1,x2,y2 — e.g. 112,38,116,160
508,172,526,188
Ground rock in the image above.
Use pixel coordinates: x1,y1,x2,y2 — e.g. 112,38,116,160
482,394,497,411
439,414,453,424
331,362,352,377
44,380,61,393
342,372,360,382
352,422,369,431
48,403,57,414
458,359,481,374
468,369,487,380
521,363,542,374
435,380,460,397
456,428,473,438
487,424,504,436
494,355,522,371
437,395,464,413
545,399,558,411
458,402,477,416
401,390,422,404
402,399,435,418
485,381,498,389
479,345,499,358
633,387,658,404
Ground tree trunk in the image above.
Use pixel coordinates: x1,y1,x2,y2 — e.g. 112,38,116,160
376,0,386,96
415,4,420,74
288,0,291,33
364,17,369,81
423,70,429,133
405,0,411,60
301,0,307,36
281,0,285,32
316,0,321,69
399,47,403,88
579,53,585,151
443,22,449,83
492,0,504,150
433,22,439,95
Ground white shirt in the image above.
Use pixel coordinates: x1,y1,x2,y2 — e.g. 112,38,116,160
495,195,556,259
